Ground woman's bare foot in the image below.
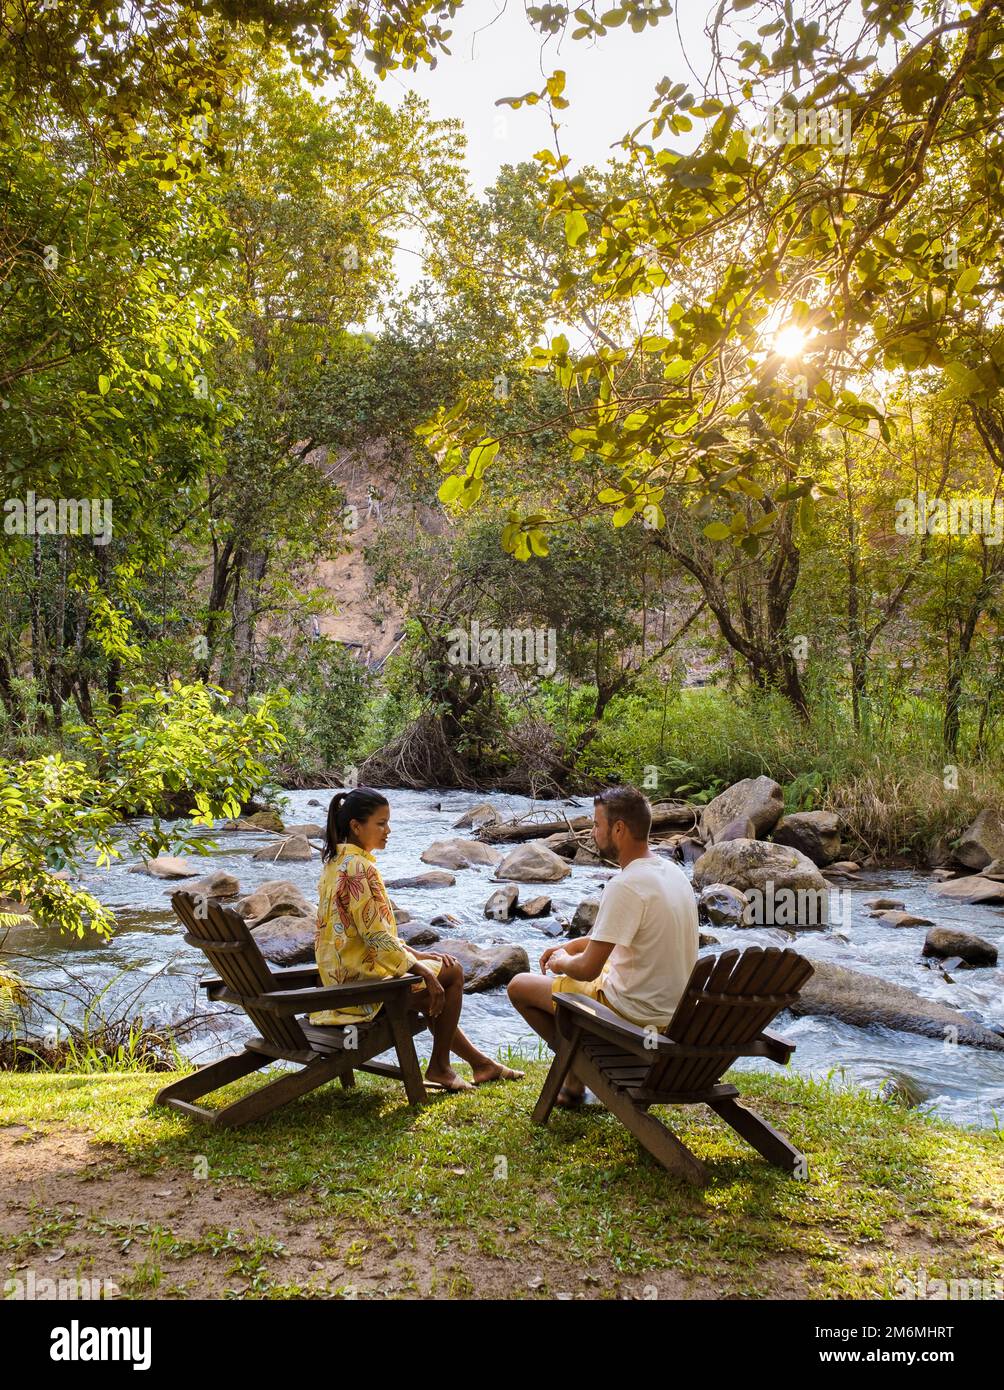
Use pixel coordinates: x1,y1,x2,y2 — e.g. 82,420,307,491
471,1060,526,1085
424,1064,475,1093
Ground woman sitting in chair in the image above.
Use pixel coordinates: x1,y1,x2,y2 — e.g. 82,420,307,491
312,786,523,1094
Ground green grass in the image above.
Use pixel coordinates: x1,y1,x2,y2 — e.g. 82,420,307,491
2,1062,1002,1299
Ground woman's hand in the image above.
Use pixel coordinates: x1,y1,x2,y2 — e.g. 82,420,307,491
414,962,446,1018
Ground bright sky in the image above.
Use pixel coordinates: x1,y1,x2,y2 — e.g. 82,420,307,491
380,0,713,192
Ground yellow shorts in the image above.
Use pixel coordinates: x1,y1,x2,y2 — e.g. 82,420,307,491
551,973,615,1011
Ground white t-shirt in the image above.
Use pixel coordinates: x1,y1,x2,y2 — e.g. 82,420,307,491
590,854,699,1028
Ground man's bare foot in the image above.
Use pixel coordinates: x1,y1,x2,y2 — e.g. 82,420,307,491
471,1061,526,1085
424,1064,475,1093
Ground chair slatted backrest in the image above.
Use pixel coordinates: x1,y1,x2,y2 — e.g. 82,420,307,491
172,890,309,1055
646,947,814,1095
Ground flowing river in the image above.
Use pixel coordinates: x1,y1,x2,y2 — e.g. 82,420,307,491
6,787,1004,1129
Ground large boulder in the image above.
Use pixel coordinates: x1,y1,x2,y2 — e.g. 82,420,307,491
484,885,519,922
952,809,1004,871
452,800,502,830
399,923,441,948
692,838,825,896
436,939,530,993
923,928,998,968
420,838,502,870
128,856,196,880
699,776,784,844
789,959,1004,1050
772,811,841,867
932,875,1004,905
698,882,750,928
252,835,313,863
384,870,457,889
234,879,312,928
495,842,572,883
166,869,240,901
251,914,316,967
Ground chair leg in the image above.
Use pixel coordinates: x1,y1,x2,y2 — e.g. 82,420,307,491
385,998,427,1106
531,1029,580,1126
209,1054,348,1129
155,1048,268,1110
710,1096,807,1176
575,1051,709,1186
340,1070,355,1089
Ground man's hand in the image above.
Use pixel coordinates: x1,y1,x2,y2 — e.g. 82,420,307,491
543,948,569,976
539,944,561,973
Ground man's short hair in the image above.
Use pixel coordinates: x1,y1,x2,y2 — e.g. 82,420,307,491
594,785,652,840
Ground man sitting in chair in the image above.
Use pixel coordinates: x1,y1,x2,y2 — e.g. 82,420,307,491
507,785,699,1107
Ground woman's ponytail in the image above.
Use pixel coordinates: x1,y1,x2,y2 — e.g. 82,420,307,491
323,786,388,861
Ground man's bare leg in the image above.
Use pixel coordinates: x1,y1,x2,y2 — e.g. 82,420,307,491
507,972,586,1098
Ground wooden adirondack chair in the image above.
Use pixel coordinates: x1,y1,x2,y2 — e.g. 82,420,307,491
532,946,814,1185
155,890,430,1128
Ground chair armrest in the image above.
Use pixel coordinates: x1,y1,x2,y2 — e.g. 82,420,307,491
555,995,798,1063
253,974,423,1015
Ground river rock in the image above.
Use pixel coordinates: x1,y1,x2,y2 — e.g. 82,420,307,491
420,838,503,870
495,842,572,883
932,874,1004,905
824,861,860,875
232,810,285,832
541,832,578,860
169,870,240,900
452,800,502,830
307,799,322,807
569,899,600,937
234,879,312,928
399,923,441,947
699,932,720,947
983,858,1004,881
953,809,1004,870
385,870,457,889
436,939,530,993
252,835,313,863
252,914,316,967
516,895,552,918
923,928,998,967
772,811,841,866
484,885,519,922
539,919,564,938
692,839,826,897
700,776,784,844
573,840,602,865
871,910,935,928
392,904,411,925
430,912,461,928
283,823,324,839
788,959,1004,1050
128,856,196,880
864,897,906,910
698,882,750,927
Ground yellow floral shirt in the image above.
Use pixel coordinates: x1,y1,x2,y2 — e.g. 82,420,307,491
311,843,421,1025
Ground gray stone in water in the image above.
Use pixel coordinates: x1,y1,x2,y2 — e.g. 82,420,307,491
932,874,1004,905
864,897,906,910
788,959,1004,1050
430,912,461,928
452,800,502,829
495,841,572,883
923,927,998,968
165,869,239,899
538,919,564,938
699,933,720,948
953,808,1004,871
392,904,411,925
569,899,600,937
307,799,322,807
982,857,1004,881
516,894,553,919
128,856,196,880
692,840,827,907
282,823,324,839
772,810,842,866
234,879,312,928
251,835,313,863
484,885,519,922
698,882,750,927
399,923,441,947
420,838,502,870
385,870,457,889
251,914,316,967
871,910,935,928
700,776,784,843
438,939,530,993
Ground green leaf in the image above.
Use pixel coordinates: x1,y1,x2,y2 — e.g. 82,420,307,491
565,210,589,247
